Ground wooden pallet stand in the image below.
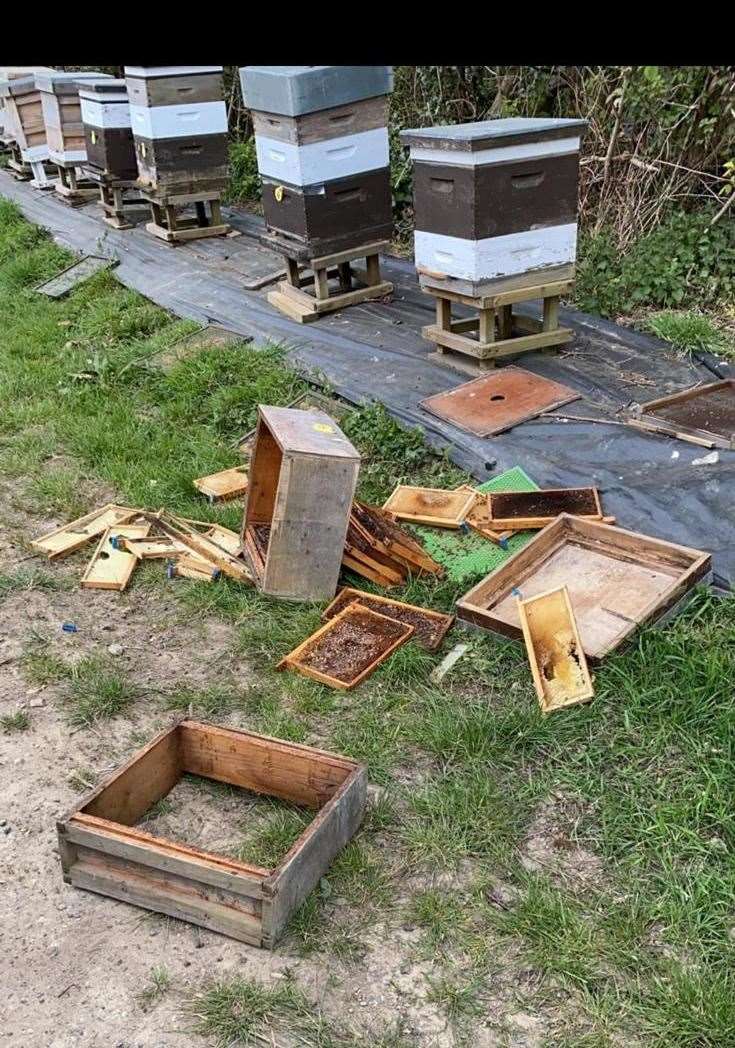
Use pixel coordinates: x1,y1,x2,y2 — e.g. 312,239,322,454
422,277,574,373
86,172,148,229
53,160,99,206
57,719,367,947
142,188,229,244
6,142,32,180
265,236,393,323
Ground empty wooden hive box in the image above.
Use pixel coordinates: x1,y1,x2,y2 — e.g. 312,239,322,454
57,719,368,947
240,65,394,320
399,117,587,370
79,78,146,228
0,69,56,184
242,405,360,601
124,65,229,242
36,70,113,201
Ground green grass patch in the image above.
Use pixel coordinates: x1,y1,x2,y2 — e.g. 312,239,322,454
644,310,729,356
61,654,137,727
1,709,30,733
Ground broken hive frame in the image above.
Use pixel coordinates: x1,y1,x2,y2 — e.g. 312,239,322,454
486,487,605,530
455,484,513,546
81,523,152,591
350,502,443,576
637,379,735,450
457,513,711,662
144,511,252,584
31,504,140,559
322,587,454,652
57,720,367,948
517,585,594,714
382,485,477,528
193,466,249,503
278,602,414,690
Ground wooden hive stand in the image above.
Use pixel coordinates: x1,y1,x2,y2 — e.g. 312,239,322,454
264,234,393,324
53,161,99,207
142,189,229,244
6,140,31,180
422,276,574,374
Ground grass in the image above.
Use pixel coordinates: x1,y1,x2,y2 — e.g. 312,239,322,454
1,709,30,733
2,200,735,1045
644,310,730,356
136,965,171,1011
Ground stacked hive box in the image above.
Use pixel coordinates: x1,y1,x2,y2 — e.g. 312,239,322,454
36,70,113,203
240,65,394,321
79,78,146,228
400,117,587,371
0,68,56,184
124,65,229,242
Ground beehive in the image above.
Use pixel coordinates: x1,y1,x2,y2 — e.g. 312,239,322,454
79,78,138,182
35,70,113,167
123,65,228,199
0,74,51,163
400,117,587,296
240,66,394,257
242,406,360,601
0,66,55,143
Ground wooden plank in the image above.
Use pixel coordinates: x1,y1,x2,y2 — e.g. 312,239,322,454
145,511,253,583
341,552,400,588
69,849,263,945
77,723,182,827
65,814,267,894
80,523,151,591
517,585,595,713
31,504,140,559
277,602,414,690
179,721,354,809
383,485,477,528
423,322,573,361
262,765,367,946
193,466,248,502
121,537,185,560
350,502,443,576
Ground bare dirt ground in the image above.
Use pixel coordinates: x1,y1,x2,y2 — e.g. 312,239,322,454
0,477,566,1047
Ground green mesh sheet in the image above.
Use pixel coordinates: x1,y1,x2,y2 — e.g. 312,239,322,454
416,466,539,583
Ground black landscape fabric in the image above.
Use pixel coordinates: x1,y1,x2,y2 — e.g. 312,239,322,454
2,171,732,589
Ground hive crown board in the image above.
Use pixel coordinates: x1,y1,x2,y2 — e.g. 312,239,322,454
124,66,223,79
35,71,113,95
240,66,393,116
400,117,588,152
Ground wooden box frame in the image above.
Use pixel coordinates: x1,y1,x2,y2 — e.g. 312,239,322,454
57,720,367,948
517,585,594,713
638,379,735,450
382,484,477,528
242,405,360,601
486,487,604,530
322,586,454,652
457,514,711,662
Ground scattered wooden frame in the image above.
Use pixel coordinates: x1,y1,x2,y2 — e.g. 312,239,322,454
486,487,605,530
144,511,252,584
80,523,152,591
277,602,414,690
457,513,711,662
455,484,514,545
193,466,249,503
349,502,443,577
322,587,454,652
57,719,367,948
31,504,140,559
382,485,477,529
34,255,118,298
517,585,594,713
637,379,735,450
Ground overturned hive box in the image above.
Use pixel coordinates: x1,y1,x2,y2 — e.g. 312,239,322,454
57,720,367,948
242,406,360,601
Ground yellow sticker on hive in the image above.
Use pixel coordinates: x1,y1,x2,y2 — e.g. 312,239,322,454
274,185,284,203
91,130,97,145
140,142,147,158
313,423,333,433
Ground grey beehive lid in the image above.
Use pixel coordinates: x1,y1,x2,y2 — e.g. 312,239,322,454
0,75,37,98
400,117,587,152
78,78,128,100
35,70,113,95
240,66,393,116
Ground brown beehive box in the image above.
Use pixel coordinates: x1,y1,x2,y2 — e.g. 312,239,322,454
242,406,360,601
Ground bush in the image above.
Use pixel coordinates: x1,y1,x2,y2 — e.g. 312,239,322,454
224,138,261,205
575,209,735,317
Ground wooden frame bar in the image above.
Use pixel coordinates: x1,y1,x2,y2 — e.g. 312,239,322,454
382,484,477,528
638,379,735,450
457,514,711,662
57,720,367,948
486,487,604,530
517,585,594,713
